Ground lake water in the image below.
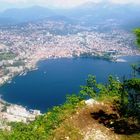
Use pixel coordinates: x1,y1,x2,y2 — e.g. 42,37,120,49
0,56,140,112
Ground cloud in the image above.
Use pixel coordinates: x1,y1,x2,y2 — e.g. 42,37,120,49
0,0,101,9
35,0,86,8
0,0,140,10
109,0,140,4
1,0,27,4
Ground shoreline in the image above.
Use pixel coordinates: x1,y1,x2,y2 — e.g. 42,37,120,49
0,54,140,118
0,53,140,88
0,97,41,130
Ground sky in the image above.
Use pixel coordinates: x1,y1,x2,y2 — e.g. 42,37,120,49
0,0,140,11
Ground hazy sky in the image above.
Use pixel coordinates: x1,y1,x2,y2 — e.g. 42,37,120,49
0,0,140,11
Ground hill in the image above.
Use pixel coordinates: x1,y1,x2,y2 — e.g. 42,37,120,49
0,6,55,25
0,75,140,140
0,2,140,29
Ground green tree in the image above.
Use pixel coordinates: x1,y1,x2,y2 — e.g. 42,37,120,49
134,28,140,48
124,78,140,118
131,64,138,78
80,75,98,98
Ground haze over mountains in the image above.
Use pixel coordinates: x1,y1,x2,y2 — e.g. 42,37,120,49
0,1,140,30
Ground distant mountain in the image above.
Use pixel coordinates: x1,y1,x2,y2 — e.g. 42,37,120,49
0,6,55,24
0,17,18,25
63,2,140,28
0,2,140,29
70,2,140,18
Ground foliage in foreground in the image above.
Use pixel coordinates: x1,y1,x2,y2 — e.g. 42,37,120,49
0,75,140,140
134,28,140,48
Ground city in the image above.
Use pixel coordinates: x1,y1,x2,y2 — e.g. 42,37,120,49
0,20,139,85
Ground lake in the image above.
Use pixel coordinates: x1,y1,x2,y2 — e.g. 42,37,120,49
0,56,140,112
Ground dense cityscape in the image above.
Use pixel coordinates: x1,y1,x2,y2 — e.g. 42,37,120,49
0,20,139,85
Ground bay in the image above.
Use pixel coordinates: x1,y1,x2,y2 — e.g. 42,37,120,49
0,56,140,113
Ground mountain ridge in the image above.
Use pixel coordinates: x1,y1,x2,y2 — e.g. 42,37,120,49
0,2,140,29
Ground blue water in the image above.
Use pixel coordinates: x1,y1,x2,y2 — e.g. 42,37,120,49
0,56,140,113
